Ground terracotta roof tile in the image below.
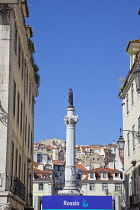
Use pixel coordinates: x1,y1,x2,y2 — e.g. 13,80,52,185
53,160,65,165
33,161,40,167
33,168,52,174
88,167,122,173
107,144,117,147
76,164,87,171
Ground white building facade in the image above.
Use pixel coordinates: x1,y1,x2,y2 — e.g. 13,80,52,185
119,40,140,210
0,1,38,209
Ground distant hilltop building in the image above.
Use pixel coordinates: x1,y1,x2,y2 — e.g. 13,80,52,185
41,138,66,146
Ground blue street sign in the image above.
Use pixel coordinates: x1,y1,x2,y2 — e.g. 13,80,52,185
42,196,112,210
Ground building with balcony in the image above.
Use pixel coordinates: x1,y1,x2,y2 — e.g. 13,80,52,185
0,1,38,209
119,39,140,210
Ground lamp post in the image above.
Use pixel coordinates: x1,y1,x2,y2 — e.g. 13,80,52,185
120,128,140,143
117,134,125,150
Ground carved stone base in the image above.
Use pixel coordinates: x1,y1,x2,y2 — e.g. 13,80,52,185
0,203,10,210
58,189,81,195
58,186,81,195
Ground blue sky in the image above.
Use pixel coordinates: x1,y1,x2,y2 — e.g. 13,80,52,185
27,0,140,145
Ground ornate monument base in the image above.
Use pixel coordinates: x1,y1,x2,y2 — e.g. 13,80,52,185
58,188,81,195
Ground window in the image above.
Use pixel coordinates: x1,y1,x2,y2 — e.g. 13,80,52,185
138,117,140,144
132,125,135,151
13,81,16,116
20,102,23,132
103,173,107,178
14,24,17,55
37,154,42,163
97,158,99,161
24,163,26,184
93,158,95,160
18,154,21,180
18,37,21,68
126,93,129,114
120,150,124,156
26,72,28,95
131,84,134,105
115,173,119,177
21,53,24,79
11,142,14,187
127,133,130,156
28,123,30,149
90,173,94,178
102,183,108,191
115,184,121,191
29,83,31,105
38,183,43,191
32,95,34,113
25,116,27,143
60,173,62,176
31,132,33,155
15,149,18,177
89,183,95,191
17,92,20,125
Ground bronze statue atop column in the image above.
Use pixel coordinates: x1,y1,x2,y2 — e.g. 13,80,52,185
68,88,74,107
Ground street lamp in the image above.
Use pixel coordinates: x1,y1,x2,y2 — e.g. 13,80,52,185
133,68,140,92
117,134,125,150
117,128,125,149
120,128,140,143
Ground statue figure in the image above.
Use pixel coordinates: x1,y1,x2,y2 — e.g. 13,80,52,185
68,88,73,107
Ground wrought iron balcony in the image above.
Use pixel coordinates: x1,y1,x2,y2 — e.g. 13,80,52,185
14,177,25,200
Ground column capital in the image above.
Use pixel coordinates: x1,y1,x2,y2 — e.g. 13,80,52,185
64,115,78,125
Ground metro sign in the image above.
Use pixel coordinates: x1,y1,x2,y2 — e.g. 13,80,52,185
42,196,112,210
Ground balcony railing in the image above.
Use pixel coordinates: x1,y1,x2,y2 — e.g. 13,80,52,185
14,177,25,200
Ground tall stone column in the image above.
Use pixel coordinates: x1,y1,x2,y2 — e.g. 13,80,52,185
58,89,81,195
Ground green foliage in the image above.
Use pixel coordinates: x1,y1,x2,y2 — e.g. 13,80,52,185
127,48,139,56
28,39,40,88
118,77,125,91
119,86,123,91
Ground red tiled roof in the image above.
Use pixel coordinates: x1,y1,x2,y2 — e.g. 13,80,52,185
46,146,54,149
33,161,40,167
33,168,52,174
107,144,117,147
76,164,87,171
104,148,112,151
88,167,122,173
90,146,102,149
34,177,53,181
53,160,65,165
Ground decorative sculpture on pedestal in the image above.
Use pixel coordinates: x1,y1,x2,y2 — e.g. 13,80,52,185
68,88,73,108
58,89,81,195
